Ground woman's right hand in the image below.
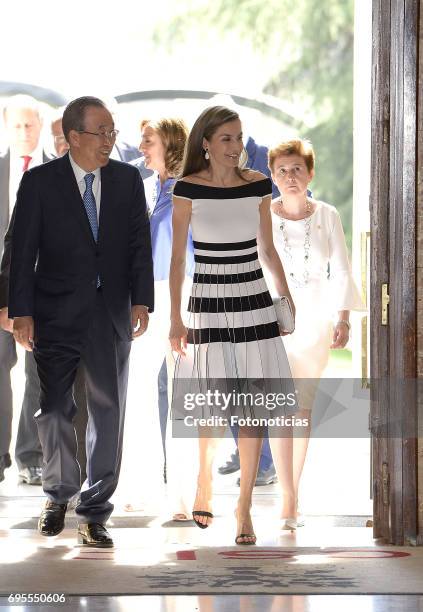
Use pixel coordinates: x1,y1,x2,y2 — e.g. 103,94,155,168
169,319,188,356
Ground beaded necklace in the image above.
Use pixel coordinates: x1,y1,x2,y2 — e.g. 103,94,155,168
276,198,312,288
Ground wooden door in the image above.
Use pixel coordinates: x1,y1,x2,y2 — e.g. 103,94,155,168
370,0,419,545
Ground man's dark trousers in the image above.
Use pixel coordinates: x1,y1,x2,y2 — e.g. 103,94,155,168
34,290,131,523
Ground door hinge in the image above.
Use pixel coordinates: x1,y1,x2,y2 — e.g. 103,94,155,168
381,283,390,325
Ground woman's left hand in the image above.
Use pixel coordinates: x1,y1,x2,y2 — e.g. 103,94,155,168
278,324,292,337
278,296,296,336
330,321,349,349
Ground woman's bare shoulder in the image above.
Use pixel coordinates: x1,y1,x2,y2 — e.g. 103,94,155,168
179,173,209,185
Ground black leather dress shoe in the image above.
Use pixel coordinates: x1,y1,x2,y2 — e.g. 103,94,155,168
0,453,12,483
237,465,278,487
38,500,67,536
218,449,240,475
18,466,42,485
77,523,113,548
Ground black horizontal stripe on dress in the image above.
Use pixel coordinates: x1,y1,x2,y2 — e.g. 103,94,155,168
188,291,273,313
187,321,280,344
193,269,264,284
173,178,272,200
193,238,257,251
194,252,258,265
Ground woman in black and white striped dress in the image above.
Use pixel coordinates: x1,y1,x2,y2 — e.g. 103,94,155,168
169,106,295,545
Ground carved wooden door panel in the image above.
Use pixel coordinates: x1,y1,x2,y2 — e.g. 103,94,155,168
370,0,419,545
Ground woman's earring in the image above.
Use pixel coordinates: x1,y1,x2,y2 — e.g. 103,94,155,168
204,149,210,160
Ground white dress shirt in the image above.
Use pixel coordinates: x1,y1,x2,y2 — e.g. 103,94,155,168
68,153,101,222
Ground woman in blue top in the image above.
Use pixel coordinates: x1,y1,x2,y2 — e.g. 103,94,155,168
140,118,194,281
121,118,194,515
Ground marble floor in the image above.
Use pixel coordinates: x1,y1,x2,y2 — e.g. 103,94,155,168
0,594,423,612
2,349,416,610
1,496,421,612
0,449,387,612
0,468,413,612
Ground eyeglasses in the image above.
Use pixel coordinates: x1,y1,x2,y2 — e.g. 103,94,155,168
78,129,119,141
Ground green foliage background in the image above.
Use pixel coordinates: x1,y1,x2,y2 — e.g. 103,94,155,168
157,0,354,248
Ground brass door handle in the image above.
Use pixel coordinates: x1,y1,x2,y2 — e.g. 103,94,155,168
381,283,390,325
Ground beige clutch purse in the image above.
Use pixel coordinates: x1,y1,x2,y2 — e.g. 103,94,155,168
272,296,295,333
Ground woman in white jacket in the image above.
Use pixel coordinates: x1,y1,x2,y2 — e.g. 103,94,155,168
267,138,365,529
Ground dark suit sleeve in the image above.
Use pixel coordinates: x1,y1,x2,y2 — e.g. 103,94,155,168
1,152,53,310
129,170,154,312
8,171,41,318
0,207,15,309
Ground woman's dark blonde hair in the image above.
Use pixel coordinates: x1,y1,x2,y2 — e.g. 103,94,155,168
268,139,315,174
141,118,188,178
181,105,248,179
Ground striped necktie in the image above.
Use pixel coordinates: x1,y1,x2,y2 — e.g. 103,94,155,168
83,173,100,287
83,173,99,242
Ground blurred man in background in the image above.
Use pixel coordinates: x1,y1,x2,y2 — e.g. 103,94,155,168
0,94,53,485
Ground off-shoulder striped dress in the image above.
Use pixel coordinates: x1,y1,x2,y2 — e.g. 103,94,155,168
172,178,294,417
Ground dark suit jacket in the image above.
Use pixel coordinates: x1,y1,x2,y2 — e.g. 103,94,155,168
0,209,14,309
8,153,154,342
0,149,52,256
0,151,10,259
0,149,53,309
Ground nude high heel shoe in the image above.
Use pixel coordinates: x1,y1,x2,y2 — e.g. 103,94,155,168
280,516,305,531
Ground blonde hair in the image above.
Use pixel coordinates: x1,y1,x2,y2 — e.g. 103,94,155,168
268,139,315,174
141,117,188,178
181,106,248,179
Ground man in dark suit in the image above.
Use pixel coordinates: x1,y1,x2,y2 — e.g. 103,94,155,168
2,110,93,490
48,111,88,486
0,95,54,485
8,96,154,547
48,111,144,486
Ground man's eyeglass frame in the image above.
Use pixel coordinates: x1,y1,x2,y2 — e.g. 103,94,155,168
78,129,119,140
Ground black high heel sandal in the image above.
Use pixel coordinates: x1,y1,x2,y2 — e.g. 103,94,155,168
235,533,256,545
192,510,214,529
234,508,256,545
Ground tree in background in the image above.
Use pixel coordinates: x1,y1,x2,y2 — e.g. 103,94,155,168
156,0,354,248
